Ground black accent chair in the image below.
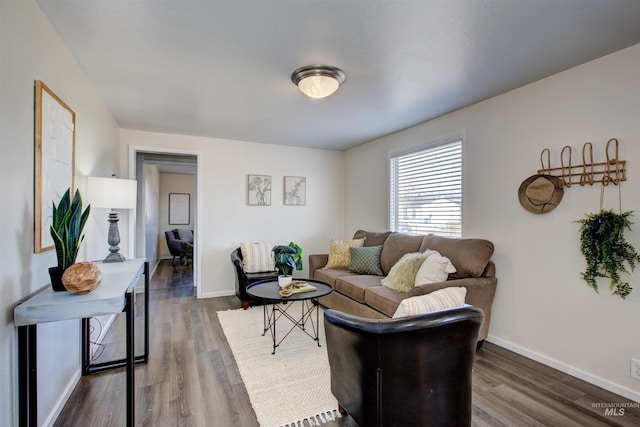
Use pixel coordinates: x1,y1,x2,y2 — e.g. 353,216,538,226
323,306,484,427
165,229,193,266
231,247,279,309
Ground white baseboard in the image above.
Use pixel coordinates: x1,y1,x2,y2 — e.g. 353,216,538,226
487,335,640,403
149,259,160,278
89,315,116,359
42,370,81,427
199,290,235,299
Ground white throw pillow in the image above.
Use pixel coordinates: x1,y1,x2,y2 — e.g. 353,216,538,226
240,242,276,273
414,251,457,286
392,287,467,318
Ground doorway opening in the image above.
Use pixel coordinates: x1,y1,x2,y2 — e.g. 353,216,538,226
130,147,201,297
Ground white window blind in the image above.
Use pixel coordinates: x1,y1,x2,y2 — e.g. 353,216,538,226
390,140,462,238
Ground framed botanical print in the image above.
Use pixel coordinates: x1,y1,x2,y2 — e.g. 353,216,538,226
248,174,272,206
284,176,306,206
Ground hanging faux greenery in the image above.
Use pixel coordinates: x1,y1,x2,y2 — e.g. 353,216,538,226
575,210,640,299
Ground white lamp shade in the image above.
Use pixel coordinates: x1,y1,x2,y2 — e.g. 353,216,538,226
297,75,340,99
88,176,137,209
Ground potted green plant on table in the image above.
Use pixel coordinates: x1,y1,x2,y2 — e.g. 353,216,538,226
272,242,303,287
576,210,640,299
49,188,91,291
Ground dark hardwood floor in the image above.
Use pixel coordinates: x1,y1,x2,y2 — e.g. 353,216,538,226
54,260,640,426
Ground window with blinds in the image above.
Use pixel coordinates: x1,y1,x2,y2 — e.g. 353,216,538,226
390,139,462,238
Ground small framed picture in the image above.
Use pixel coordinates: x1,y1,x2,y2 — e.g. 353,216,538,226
284,176,306,206
169,193,190,225
248,174,272,206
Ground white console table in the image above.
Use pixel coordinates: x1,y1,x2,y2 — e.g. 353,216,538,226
14,258,149,427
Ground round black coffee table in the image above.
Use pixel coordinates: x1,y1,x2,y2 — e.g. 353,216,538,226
246,279,332,354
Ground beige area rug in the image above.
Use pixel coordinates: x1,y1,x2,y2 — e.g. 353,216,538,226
217,302,341,427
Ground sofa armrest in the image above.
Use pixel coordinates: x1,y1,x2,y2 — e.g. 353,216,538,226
308,254,329,279
410,277,497,341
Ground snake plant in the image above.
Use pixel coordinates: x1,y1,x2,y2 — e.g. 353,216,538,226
50,188,91,270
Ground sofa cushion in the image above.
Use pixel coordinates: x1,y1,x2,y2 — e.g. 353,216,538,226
314,268,358,288
364,285,408,317
240,242,276,273
349,246,384,275
379,232,425,275
392,287,467,318
420,234,494,279
352,230,392,247
414,252,457,285
335,275,384,303
381,251,433,293
325,238,365,269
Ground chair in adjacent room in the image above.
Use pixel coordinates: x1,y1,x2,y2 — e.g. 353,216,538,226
165,229,194,266
323,306,484,427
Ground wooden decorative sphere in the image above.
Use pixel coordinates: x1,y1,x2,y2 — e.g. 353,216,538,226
62,262,102,294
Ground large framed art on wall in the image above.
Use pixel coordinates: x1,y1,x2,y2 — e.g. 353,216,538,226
34,80,76,253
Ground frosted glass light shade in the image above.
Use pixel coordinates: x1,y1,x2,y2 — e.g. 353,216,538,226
88,176,137,209
297,75,340,98
291,65,345,99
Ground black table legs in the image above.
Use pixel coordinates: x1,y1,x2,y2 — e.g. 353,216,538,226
261,299,322,354
18,324,37,427
125,290,135,427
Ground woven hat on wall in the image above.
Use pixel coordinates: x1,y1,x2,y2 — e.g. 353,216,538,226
518,174,564,214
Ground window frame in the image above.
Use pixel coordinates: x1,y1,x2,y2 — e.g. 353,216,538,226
388,132,464,237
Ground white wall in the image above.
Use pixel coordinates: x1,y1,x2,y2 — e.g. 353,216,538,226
143,164,161,267
121,130,345,297
345,44,640,401
159,173,196,258
1,1,122,426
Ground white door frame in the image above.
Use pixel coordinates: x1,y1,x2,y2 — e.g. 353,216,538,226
128,145,203,298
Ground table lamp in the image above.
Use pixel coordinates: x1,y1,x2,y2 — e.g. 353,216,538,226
88,175,137,262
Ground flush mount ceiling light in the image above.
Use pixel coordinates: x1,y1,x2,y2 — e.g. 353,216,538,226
291,65,346,99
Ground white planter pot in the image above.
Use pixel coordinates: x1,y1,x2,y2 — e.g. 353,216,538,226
278,275,293,288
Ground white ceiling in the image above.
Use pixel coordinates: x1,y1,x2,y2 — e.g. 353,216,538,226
37,0,640,151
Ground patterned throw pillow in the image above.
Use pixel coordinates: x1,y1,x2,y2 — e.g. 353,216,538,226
240,242,276,273
324,238,365,269
392,287,467,318
349,246,384,275
381,251,433,293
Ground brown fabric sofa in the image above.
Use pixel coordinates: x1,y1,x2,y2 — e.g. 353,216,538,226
309,230,497,341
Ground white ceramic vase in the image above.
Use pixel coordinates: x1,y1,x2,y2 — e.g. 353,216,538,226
278,275,293,288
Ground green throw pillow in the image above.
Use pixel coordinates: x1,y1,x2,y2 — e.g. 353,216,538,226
381,251,434,293
349,246,384,275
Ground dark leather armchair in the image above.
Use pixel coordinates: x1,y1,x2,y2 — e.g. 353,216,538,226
324,306,484,427
231,247,279,309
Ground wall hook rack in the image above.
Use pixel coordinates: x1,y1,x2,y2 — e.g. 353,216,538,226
537,138,626,188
